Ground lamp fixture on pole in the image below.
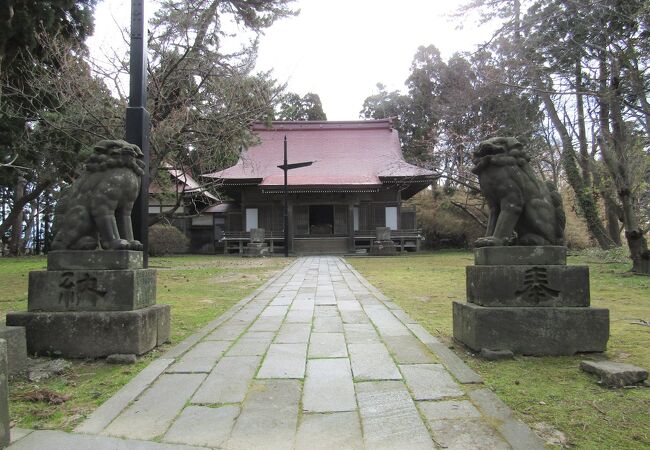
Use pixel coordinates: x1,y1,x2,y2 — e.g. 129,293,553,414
277,135,313,257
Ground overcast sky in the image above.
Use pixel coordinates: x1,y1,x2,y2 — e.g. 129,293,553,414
88,0,491,120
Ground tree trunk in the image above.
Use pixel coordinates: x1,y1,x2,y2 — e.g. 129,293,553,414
34,197,41,254
21,201,36,255
604,199,622,246
1,187,7,255
8,177,26,256
602,56,650,274
538,86,614,249
43,190,52,253
575,59,592,185
0,179,53,242
624,55,650,137
590,152,623,246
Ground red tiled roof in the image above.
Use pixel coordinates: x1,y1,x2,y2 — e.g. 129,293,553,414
150,166,218,200
203,119,435,187
202,202,235,213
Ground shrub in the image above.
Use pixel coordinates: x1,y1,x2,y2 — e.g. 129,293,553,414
148,224,189,256
408,190,485,249
561,189,596,249
569,246,630,263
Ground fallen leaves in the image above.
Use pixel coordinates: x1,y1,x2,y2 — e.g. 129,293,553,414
15,389,71,404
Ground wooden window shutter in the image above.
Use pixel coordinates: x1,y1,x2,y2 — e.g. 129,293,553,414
373,206,386,228
359,204,370,230
294,205,309,234
334,205,348,234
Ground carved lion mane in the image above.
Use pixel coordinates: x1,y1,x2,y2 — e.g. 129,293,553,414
51,140,145,251
472,137,565,247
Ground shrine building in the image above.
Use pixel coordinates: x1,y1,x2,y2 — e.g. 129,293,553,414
201,119,436,255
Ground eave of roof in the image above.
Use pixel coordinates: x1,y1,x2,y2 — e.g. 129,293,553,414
203,119,435,186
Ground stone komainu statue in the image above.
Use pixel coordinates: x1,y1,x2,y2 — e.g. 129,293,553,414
472,137,565,247
51,140,145,251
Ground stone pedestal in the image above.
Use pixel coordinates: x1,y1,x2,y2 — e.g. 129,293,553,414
370,227,397,256
0,340,9,448
243,242,269,257
453,246,609,356
6,250,170,358
0,326,27,376
244,228,269,257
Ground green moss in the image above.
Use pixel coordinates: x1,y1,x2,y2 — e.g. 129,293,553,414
349,251,650,449
0,254,291,430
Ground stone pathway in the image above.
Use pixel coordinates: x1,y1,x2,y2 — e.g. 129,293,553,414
9,257,545,450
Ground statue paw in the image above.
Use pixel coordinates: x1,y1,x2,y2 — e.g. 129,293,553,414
128,240,143,251
474,236,505,247
104,239,131,250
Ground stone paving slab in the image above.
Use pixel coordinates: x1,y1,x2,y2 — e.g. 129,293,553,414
314,305,339,316
8,428,32,444
425,341,484,384
8,430,204,450
75,358,174,434
313,315,344,332
248,315,284,332
260,305,289,317
428,418,511,449
469,388,547,449
365,308,412,337
340,310,371,324
166,340,230,373
257,343,307,379
205,323,247,341
270,296,294,306
225,331,274,356
400,364,464,400
303,358,356,412
391,309,417,324
315,296,337,305
356,381,435,449
308,332,348,358
418,399,482,420
191,355,261,404
295,412,364,450
275,323,311,343
285,308,313,323
290,298,315,310
348,342,401,380
405,322,441,344
383,335,437,364
103,374,206,440
343,323,380,343
225,380,301,450
162,405,239,447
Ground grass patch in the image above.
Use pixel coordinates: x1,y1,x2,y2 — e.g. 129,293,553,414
0,255,291,431
348,250,650,449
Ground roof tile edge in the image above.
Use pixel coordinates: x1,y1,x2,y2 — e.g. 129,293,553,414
251,118,394,131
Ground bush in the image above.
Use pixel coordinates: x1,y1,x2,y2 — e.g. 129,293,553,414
569,246,630,263
561,189,596,249
408,190,485,249
148,224,189,256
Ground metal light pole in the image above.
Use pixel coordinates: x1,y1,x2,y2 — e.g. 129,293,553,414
277,136,312,257
126,0,151,266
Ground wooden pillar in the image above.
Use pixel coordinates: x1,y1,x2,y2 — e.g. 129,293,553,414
347,201,354,250
397,189,402,230
287,201,294,254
